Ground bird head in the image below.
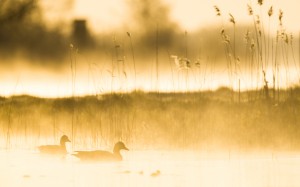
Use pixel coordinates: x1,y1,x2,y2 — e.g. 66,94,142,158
60,135,71,145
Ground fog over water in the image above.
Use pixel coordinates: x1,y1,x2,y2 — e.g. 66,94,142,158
2,1,300,187
2,150,300,187
0,0,300,96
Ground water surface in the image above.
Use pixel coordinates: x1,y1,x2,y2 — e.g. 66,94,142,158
1,150,300,187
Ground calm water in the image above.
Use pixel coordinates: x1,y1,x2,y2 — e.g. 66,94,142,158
1,150,300,187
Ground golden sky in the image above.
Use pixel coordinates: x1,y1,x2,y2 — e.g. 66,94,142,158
1,0,300,97
73,0,300,33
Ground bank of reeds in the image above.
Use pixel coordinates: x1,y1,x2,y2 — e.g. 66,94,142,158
213,1,300,103
0,90,300,151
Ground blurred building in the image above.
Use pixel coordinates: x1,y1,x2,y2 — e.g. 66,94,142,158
71,19,93,49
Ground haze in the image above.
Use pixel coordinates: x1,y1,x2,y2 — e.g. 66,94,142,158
0,0,300,97
2,1,300,187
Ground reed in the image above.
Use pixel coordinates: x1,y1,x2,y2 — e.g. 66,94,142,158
214,5,238,100
184,31,189,91
290,34,300,82
69,44,78,148
127,32,137,91
1,90,300,150
6,98,12,150
167,50,176,92
156,23,159,91
267,6,273,72
212,1,300,101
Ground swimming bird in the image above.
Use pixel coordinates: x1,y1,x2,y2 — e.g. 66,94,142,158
38,135,71,155
73,141,129,161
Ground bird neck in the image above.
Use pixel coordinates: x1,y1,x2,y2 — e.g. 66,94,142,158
113,147,120,155
60,141,66,148
113,149,122,160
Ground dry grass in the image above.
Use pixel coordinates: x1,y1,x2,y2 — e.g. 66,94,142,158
0,90,300,151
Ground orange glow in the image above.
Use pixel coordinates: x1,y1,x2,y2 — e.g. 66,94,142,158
73,0,300,32
0,64,298,98
1,0,300,97
2,150,300,187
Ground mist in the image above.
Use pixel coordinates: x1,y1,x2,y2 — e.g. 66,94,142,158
2,1,300,186
2,0,296,66
0,0,299,96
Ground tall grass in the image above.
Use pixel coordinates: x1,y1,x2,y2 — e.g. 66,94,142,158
214,1,300,102
5,78,20,150
127,32,137,91
69,44,77,148
1,91,300,150
6,98,12,150
156,23,159,91
2,0,300,154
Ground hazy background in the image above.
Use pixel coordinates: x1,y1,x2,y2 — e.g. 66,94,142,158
0,0,300,97
1,0,300,167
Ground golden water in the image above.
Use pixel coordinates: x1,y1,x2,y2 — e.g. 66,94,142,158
1,150,300,187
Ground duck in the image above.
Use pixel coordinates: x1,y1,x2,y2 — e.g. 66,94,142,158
38,135,71,155
73,141,129,161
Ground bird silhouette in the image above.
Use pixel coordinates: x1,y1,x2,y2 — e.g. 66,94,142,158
73,141,129,161
38,135,71,155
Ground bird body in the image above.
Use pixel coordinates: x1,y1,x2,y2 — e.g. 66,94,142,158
73,141,129,162
38,145,67,155
74,150,122,161
38,135,71,155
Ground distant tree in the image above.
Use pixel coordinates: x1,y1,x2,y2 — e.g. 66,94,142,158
0,0,40,24
0,0,68,63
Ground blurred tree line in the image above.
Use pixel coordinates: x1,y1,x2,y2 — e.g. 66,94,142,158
0,0,67,62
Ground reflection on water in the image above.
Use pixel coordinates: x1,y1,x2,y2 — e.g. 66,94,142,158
1,150,300,187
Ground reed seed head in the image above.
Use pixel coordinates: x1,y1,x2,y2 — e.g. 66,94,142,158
247,4,253,15
268,6,273,17
279,9,283,26
229,13,235,24
244,30,250,43
223,35,230,44
251,40,255,50
220,28,225,35
256,15,260,25
171,56,192,70
284,34,288,44
194,59,201,68
214,5,221,16
279,29,286,38
236,57,240,65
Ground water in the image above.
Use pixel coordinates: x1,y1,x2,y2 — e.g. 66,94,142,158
1,150,300,187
